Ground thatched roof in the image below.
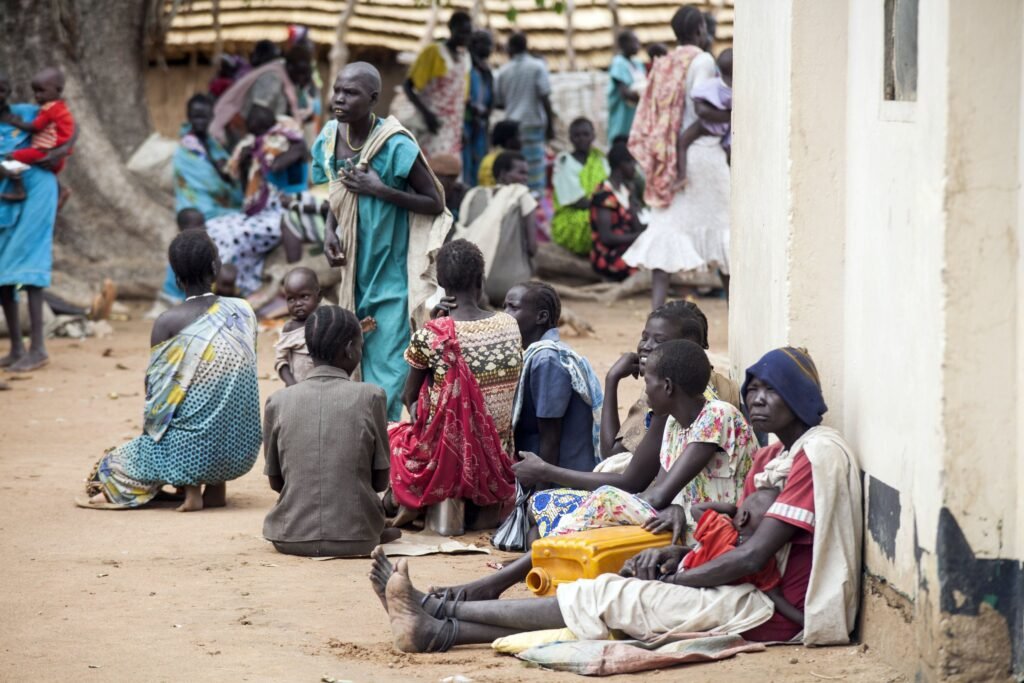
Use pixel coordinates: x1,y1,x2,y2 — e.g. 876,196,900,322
162,0,734,70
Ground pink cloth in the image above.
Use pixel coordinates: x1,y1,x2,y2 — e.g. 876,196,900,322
211,61,298,144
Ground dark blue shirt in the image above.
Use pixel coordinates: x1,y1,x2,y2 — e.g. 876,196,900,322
514,329,595,473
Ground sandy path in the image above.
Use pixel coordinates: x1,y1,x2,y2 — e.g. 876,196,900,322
0,296,901,682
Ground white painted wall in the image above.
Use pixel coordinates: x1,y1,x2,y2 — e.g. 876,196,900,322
732,0,1023,602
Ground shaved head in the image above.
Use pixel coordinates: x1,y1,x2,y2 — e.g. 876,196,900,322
339,62,381,96
34,67,65,90
283,266,319,292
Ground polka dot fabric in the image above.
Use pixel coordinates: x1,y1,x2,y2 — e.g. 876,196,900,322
206,197,285,295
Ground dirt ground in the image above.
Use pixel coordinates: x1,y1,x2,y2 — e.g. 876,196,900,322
0,295,905,682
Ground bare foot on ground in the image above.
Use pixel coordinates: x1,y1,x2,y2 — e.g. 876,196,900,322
387,505,419,529
176,485,203,512
384,559,445,653
0,350,24,368
202,483,226,508
8,349,48,373
369,546,393,611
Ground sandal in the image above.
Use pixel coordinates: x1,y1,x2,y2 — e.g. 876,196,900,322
420,588,466,620
424,617,460,653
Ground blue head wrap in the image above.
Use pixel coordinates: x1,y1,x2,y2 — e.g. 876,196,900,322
742,347,827,427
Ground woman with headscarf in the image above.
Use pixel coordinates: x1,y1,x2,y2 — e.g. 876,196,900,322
367,346,863,654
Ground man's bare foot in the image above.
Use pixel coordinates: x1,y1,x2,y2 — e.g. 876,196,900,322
175,485,203,512
380,527,401,544
202,483,226,508
385,559,447,653
369,546,394,611
388,505,419,529
0,350,24,368
7,349,48,373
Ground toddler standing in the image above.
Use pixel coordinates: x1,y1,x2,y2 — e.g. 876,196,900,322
274,267,321,386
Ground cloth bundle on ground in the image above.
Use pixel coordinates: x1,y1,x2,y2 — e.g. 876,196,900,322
512,633,766,676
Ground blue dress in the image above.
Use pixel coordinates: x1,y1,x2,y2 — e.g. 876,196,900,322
311,119,420,420
0,103,58,289
86,298,262,507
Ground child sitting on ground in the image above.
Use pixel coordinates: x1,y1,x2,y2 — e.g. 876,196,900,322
0,67,75,202
274,267,321,386
673,48,733,190
262,305,400,557
551,118,609,256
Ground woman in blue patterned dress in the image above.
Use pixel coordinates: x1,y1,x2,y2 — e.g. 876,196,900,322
78,231,262,512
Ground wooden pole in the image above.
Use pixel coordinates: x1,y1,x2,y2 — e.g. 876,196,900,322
329,0,358,86
564,0,577,71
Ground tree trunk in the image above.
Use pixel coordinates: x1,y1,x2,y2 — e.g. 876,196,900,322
1,0,172,303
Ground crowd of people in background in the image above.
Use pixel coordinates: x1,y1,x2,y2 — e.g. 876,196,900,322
0,5,865,667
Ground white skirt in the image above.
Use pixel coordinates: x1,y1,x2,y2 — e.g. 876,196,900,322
623,141,731,274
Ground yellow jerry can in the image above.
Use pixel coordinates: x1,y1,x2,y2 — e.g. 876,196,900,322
525,525,672,596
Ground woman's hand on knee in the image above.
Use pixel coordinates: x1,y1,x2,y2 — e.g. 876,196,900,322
620,545,686,581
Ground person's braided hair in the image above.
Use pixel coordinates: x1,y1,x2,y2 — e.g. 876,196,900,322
304,305,361,363
650,299,710,349
520,281,561,329
168,229,218,289
436,239,484,293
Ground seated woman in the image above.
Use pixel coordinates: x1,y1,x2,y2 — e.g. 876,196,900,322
603,299,739,462
173,93,243,221
263,305,401,557
369,346,862,651
454,151,538,306
206,104,308,295
433,338,754,600
589,140,644,282
388,240,523,527
551,118,608,256
78,230,261,512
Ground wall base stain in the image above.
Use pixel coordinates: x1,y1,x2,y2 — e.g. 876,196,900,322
936,507,1022,677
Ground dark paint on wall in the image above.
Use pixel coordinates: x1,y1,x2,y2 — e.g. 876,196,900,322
867,475,901,563
936,507,1023,675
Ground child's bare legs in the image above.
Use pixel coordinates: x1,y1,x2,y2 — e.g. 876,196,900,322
8,286,48,372
202,483,227,508
651,269,670,310
0,285,25,366
176,485,203,512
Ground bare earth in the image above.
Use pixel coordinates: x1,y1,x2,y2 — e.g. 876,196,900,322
0,295,904,682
